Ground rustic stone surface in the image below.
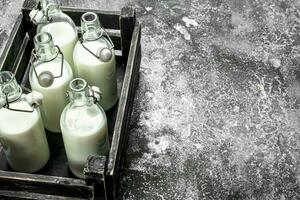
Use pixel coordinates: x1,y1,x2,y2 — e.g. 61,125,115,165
1,0,300,199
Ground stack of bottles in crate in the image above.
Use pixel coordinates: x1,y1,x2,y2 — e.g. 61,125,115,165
0,0,118,178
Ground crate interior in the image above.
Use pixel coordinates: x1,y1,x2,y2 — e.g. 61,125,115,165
0,8,125,179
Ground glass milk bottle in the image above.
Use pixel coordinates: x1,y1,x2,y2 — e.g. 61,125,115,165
29,32,73,133
0,71,50,173
73,12,118,111
60,78,109,178
30,0,78,74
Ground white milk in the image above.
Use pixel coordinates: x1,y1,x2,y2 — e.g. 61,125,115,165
60,104,109,178
41,22,78,74
29,59,73,132
0,101,49,172
73,40,118,111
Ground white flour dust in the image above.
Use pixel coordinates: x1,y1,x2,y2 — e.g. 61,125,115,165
182,16,199,27
174,23,191,40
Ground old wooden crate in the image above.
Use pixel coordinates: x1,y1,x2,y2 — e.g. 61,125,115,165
0,2,141,199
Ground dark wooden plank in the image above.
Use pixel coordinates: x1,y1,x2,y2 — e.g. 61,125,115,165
107,22,141,198
84,155,111,200
0,190,90,200
12,33,29,73
12,33,33,83
114,26,141,200
0,170,94,199
63,7,120,30
0,14,26,75
120,7,136,66
108,21,141,176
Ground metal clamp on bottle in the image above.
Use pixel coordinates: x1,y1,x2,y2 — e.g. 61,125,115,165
29,0,53,24
79,12,115,63
0,91,43,113
96,27,115,62
79,29,114,62
30,45,65,88
88,86,102,103
22,91,44,107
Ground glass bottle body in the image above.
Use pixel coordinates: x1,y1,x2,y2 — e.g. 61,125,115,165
29,32,74,132
60,78,109,178
73,12,118,111
0,71,50,172
37,0,78,74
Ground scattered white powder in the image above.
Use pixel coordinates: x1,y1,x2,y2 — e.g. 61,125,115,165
70,0,300,199
174,23,191,40
269,58,281,69
148,135,170,154
182,16,199,27
231,11,254,36
145,7,153,12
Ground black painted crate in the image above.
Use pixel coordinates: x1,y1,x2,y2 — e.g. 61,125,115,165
0,2,141,199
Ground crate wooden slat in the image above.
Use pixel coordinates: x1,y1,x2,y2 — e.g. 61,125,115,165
0,171,94,199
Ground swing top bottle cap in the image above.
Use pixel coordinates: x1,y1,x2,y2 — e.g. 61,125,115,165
30,0,61,24
97,47,112,62
38,71,54,88
29,9,44,24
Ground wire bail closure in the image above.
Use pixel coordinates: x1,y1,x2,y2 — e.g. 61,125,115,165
30,1,53,24
88,86,102,103
79,24,114,63
0,88,43,113
30,45,64,88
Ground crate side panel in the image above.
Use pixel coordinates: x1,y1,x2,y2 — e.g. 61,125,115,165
0,14,27,81
0,171,94,199
107,23,141,200
120,7,136,66
0,190,93,200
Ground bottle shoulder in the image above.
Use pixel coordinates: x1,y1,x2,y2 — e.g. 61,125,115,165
38,11,77,31
61,103,107,135
0,100,41,135
74,38,116,66
62,103,106,120
37,17,78,47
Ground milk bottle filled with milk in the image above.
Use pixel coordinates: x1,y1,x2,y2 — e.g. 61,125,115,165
60,78,109,178
29,32,73,133
73,12,118,111
29,0,78,74
0,71,50,173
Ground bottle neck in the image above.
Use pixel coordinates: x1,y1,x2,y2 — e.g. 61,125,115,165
34,32,58,61
81,12,103,41
41,0,61,14
0,71,22,103
68,78,93,106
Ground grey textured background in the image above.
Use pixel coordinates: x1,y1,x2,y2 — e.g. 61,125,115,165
1,0,300,199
